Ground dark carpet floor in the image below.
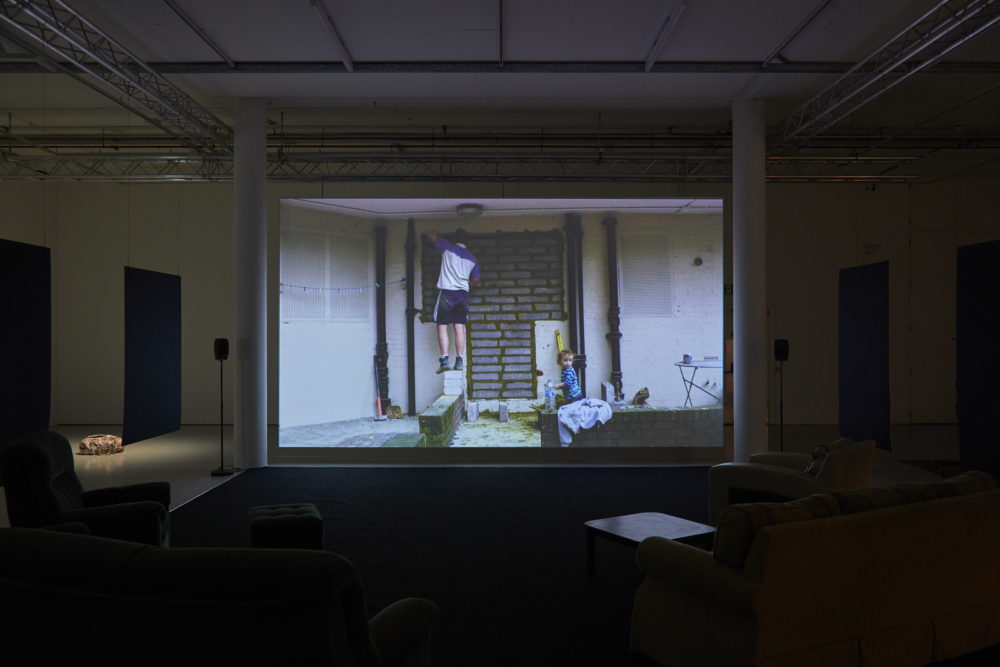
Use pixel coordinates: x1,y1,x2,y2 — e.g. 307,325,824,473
168,465,1000,666
170,465,710,666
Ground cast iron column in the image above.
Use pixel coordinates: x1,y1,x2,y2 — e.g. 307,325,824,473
374,225,389,409
405,218,417,415
564,214,587,394
603,215,624,401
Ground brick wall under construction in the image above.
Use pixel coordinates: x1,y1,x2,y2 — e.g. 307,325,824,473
422,230,565,402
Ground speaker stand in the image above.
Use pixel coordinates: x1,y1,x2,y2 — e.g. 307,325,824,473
211,356,239,477
778,359,784,453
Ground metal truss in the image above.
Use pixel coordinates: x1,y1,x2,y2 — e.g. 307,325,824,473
0,0,232,152
2,126,995,182
0,151,929,183
0,152,732,182
777,0,1000,147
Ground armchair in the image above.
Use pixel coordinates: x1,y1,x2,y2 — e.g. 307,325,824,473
0,429,170,545
708,437,875,524
0,527,439,666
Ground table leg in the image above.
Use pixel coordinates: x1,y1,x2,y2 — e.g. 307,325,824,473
678,365,695,407
587,527,597,578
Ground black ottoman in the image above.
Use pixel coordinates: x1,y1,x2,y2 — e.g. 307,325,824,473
248,503,324,549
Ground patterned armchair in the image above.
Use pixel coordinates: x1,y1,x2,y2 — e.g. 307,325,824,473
708,437,876,524
0,429,170,545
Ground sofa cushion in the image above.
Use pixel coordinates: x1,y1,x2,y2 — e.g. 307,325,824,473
835,486,907,514
886,481,952,504
943,470,998,495
713,493,839,569
835,471,998,515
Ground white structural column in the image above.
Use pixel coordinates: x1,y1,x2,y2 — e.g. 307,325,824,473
732,98,769,461
233,99,268,469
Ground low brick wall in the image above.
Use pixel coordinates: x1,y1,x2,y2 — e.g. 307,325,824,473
418,393,466,447
537,405,723,448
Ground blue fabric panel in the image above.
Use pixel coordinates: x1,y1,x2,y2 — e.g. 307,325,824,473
838,261,891,451
957,240,1000,475
0,238,51,448
123,267,181,445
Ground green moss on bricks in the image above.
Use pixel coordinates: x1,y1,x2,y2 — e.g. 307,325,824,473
383,434,426,448
418,393,463,447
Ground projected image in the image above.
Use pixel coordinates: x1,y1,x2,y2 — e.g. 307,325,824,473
278,198,725,449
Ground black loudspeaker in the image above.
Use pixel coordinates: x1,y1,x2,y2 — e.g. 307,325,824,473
774,338,789,361
214,338,229,361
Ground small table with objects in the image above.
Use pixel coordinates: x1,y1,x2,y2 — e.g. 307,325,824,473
674,358,724,407
585,511,715,577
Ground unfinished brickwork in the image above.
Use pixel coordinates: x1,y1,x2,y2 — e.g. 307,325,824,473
537,406,723,447
422,230,565,401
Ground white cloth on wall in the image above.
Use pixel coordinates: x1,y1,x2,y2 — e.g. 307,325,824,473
557,398,613,446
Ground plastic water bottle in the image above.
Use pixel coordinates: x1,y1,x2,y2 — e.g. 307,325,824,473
544,380,556,411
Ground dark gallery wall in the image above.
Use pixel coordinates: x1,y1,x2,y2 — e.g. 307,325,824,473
123,267,181,445
839,261,891,451
957,240,1000,475
0,238,51,450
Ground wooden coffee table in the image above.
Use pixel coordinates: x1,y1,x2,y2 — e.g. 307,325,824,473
585,512,715,577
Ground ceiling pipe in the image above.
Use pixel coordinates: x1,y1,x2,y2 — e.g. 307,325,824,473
762,0,832,67
163,0,235,69
309,0,354,72
644,0,685,72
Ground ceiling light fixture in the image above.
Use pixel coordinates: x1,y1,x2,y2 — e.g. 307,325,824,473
456,203,484,217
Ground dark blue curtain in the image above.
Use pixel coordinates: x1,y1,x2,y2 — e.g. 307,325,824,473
0,239,51,449
957,240,1000,475
839,261,891,451
123,267,181,445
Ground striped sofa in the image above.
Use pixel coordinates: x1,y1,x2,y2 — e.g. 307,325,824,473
631,471,1000,666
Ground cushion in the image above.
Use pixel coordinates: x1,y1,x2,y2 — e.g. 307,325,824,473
835,486,907,514
943,470,998,495
249,503,324,549
836,471,998,515
713,494,840,569
803,438,853,476
887,481,952,504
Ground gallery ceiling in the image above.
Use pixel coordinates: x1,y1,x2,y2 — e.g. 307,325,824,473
1,0,999,183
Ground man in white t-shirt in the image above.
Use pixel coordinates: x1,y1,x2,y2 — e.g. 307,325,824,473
427,229,480,373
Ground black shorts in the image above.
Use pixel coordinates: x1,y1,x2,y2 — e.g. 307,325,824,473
434,289,469,325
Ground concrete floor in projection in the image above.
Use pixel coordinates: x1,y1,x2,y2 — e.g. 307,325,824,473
279,409,544,448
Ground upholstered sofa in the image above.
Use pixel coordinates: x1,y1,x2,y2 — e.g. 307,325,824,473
0,527,438,666
631,471,1000,666
708,437,876,524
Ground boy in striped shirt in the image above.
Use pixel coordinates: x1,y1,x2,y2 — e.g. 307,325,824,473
556,348,583,403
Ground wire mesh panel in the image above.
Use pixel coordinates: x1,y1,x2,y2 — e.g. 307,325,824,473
280,229,370,321
280,229,327,319
328,236,369,320
620,232,673,317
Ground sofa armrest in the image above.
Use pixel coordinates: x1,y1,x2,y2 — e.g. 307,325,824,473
59,500,169,546
708,462,830,524
635,536,757,613
83,481,171,508
747,452,810,470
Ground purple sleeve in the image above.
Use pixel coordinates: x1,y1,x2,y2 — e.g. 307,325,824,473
434,236,456,253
